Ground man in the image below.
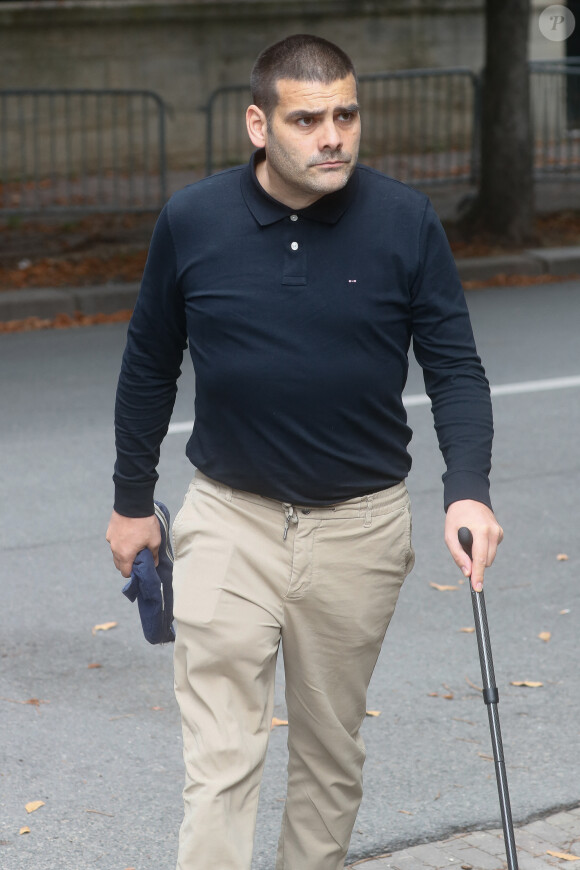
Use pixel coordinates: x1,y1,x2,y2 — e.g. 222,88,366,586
107,34,503,870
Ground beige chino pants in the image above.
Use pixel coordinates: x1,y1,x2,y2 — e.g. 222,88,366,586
172,471,415,870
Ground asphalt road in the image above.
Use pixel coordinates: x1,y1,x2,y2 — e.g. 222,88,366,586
1,281,579,870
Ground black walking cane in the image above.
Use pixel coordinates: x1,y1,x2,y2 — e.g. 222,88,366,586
458,527,519,870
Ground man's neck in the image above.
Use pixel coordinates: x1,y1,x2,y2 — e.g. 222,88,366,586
254,157,321,211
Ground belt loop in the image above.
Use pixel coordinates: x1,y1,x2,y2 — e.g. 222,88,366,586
363,495,373,528
283,503,298,540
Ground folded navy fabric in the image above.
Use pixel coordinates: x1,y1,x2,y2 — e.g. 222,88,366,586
122,501,175,644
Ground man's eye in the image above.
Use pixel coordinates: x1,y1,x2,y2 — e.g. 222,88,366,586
338,112,354,123
297,117,314,127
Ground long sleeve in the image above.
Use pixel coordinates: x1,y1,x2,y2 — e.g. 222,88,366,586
410,202,494,510
113,205,187,517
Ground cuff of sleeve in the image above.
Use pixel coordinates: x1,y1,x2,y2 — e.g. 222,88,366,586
443,470,492,513
113,481,156,518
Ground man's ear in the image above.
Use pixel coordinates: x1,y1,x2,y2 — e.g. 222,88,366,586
246,104,268,148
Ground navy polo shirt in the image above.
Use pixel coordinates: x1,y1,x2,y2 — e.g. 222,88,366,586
113,151,493,516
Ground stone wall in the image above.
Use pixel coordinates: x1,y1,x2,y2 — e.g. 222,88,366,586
0,0,566,172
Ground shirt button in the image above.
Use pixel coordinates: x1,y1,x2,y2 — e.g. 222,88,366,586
291,241,299,251
301,509,311,515
290,214,298,222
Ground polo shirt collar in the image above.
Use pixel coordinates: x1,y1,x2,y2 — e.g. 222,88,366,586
240,148,359,226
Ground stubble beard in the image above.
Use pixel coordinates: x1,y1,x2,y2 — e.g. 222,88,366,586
265,129,358,199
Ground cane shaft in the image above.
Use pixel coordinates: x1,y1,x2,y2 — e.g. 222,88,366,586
459,527,519,870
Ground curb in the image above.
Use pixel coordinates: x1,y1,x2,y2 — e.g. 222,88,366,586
454,246,580,282
346,806,580,870
0,282,140,322
1,248,580,324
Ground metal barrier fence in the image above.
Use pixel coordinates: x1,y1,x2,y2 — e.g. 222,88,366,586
204,68,480,185
0,89,167,214
2,66,578,215
530,60,580,180
204,62,580,185
357,69,479,185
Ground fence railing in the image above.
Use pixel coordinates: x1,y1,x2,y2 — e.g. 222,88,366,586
1,65,579,216
358,68,480,185
530,60,580,179
204,62,580,185
0,89,167,214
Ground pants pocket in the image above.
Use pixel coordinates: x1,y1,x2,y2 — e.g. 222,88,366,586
172,484,232,626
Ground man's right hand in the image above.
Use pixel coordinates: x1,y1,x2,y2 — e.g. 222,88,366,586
106,510,162,578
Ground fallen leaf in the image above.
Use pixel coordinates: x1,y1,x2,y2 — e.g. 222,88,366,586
443,694,454,700
556,554,569,561
460,627,475,633
365,710,381,717
271,717,288,729
428,692,439,697
0,697,49,707
92,622,117,635
430,583,459,592
398,809,413,815
152,706,164,711
465,676,482,692
25,801,45,814
478,752,494,761
511,680,543,688
85,809,114,817
461,865,473,869
19,826,31,835
546,851,580,861
538,632,551,643
560,609,570,615
87,663,102,669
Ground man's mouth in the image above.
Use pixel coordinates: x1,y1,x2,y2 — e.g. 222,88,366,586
311,159,349,168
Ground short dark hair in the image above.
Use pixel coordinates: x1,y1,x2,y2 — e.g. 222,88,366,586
250,34,357,118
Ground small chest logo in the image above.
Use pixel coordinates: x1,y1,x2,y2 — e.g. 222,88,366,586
348,279,357,284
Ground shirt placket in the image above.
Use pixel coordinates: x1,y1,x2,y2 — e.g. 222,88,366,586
281,213,307,286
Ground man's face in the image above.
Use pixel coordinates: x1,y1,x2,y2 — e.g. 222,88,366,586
249,74,361,209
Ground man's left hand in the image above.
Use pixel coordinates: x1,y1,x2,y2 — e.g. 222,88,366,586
444,500,503,592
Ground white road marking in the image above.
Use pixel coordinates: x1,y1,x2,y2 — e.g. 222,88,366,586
167,420,194,435
489,374,580,397
403,373,580,407
166,374,580,434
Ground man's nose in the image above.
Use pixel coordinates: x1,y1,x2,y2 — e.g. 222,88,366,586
318,118,342,151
